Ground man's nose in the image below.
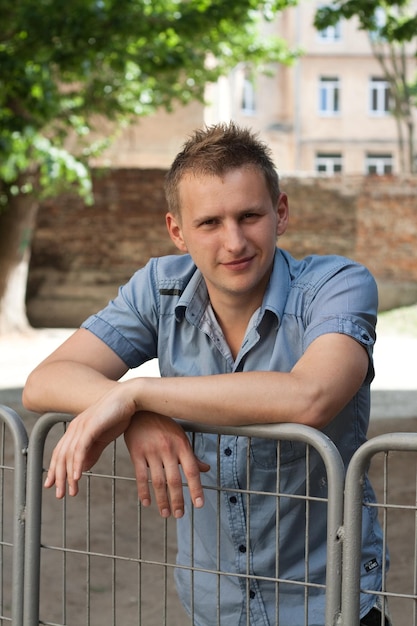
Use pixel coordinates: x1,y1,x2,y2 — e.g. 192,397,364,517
223,222,246,252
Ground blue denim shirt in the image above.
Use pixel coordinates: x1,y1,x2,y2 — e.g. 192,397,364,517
82,249,383,625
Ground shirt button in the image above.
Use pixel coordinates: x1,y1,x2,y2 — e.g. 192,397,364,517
249,590,256,599
229,496,237,504
238,544,246,553
224,447,232,456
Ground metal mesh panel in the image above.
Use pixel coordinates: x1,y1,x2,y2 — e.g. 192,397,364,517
342,432,417,626
23,414,344,626
5,405,416,625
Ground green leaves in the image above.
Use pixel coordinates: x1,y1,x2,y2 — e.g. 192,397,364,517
1,0,298,199
0,128,92,202
314,0,417,42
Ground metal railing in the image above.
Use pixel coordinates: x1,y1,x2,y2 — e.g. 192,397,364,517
342,432,417,626
0,405,416,625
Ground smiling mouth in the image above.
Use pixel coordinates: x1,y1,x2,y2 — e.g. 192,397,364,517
223,256,255,269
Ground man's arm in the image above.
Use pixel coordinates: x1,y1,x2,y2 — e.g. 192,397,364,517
133,333,368,428
23,328,128,414
23,328,208,511
34,332,369,506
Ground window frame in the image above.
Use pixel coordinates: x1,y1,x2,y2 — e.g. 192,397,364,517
317,21,342,42
241,73,256,115
315,153,343,175
365,153,393,175
318,76,341,116
369,77,390,116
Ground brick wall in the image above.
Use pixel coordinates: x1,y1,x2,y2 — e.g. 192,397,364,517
26,169,417,327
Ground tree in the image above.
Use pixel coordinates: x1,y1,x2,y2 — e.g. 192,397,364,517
314,0,417,174
0,0,298,334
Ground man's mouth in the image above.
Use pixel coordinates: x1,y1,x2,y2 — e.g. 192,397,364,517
223,256,255,270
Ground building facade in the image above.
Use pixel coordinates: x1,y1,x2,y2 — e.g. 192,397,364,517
95,1,417,175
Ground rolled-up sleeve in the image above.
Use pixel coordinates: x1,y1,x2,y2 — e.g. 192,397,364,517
303,261,378,382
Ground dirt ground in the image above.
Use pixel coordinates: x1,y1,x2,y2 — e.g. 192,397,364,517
1,393,416,625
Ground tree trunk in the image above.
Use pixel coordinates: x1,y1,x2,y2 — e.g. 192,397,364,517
0,188,39,335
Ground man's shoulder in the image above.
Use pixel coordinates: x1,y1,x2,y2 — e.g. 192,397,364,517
280,250,372,281
277,251,376,305
145,254,197,284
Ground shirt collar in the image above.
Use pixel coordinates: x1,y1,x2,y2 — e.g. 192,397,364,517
175,267,208,323
174,248,291,327
261,249,291,326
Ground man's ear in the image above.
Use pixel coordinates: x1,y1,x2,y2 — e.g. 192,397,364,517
166,212,188,252
276,192,289,236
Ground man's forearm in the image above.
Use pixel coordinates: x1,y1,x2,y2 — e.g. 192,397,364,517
23,361,118,415
130,371,327,429
129,334,367,430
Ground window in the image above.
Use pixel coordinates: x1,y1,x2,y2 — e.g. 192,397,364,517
241,70,256,114
318,77,340,114
315,153,343,174
365,154,393,175
369,77,390,115
369,6,387,41
317,21,341,41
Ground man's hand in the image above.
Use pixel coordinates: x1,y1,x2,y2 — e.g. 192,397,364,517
124,413,210,519
44,384,136,498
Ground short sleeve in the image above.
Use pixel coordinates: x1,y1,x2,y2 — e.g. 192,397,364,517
82,260,160,368
303,261,378,383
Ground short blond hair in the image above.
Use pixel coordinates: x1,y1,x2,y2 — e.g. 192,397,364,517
164,122,280,216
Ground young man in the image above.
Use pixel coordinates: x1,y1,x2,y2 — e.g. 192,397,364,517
23,123,389,625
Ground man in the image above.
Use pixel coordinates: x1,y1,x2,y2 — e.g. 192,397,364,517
23,123,389,625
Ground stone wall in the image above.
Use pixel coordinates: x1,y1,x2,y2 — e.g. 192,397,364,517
26,169,417,327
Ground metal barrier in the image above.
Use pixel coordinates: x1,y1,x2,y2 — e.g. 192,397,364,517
0,405,29,626
342,432,417,626
24,413,345,626
1,405,416,625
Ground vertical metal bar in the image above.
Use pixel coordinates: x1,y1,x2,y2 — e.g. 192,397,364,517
246,437,252,626
245,437,251,626
0,405,29,626
189,432,196,625
62,483,68,624
137,495,142,626
0,421,5,616
163,517,168,624
111,441,116,625
304,445,311,626
86,471,91,626
380,453,389,618
275,440,281,626
413,462,417,626
216,434,221,626
23,412,72,626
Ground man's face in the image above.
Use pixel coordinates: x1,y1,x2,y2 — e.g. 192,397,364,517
166,166,288,310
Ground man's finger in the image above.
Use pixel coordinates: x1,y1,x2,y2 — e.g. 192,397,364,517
133,458,152,507
181,455,209,511
163,460,186,518
147,461,172,518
